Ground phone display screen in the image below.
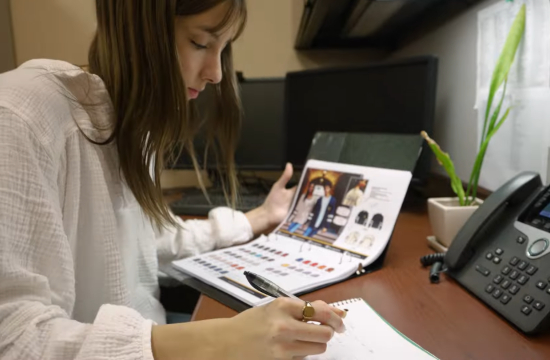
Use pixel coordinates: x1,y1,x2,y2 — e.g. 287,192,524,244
539,203,550,219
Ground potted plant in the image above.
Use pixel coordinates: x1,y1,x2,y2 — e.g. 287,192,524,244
421,4,526,248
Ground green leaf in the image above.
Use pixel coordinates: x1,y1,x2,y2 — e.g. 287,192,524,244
466,79,507,200
480,4,525,147
487,80,508,134
491,107,512,135
468,4,525,204
421,131,465,205
470,107,512,202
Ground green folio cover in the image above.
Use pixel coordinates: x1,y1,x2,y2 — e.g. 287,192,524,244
306,132,423,173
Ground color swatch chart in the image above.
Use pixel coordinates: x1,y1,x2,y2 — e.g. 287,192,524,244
188,243,289,277
173,234,362,306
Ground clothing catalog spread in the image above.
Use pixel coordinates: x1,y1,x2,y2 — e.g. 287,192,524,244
172,159,412,306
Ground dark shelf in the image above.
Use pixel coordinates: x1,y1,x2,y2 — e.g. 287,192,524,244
295,0,483,51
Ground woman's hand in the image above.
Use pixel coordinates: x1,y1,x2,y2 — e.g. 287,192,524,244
151,298,346,360
246,163,297,236
224,297,346,360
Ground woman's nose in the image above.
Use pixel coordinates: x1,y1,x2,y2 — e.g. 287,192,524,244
202,54,223,84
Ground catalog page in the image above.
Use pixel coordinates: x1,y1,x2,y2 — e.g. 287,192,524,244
276,160,412,266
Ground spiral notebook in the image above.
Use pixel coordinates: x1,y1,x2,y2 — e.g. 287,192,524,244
306,298,438,360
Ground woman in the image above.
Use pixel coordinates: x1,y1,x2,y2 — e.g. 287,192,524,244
0,1,345,359
288,183,318,233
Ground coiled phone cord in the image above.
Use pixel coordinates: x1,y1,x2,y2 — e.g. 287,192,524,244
420,252,446,267
420,252,447,283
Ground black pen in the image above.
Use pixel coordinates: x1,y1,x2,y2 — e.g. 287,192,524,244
244,271,301,300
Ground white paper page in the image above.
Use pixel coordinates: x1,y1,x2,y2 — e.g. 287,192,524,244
476,0,550,106
332,175,408,266
478,88,550,190
306,299,437,360
172,234,359,306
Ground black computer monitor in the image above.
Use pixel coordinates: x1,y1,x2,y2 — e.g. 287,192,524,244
284,55,438,182
169,77,286,171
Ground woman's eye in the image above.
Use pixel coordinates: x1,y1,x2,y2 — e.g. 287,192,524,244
191,40,208,50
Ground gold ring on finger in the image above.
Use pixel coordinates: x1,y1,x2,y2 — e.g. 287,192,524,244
302,301,315,322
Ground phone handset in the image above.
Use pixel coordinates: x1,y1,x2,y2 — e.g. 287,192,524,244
445,172,542,270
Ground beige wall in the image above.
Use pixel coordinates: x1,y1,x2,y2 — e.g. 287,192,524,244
232,0,386,78
390,0,498,185
0,0,16,72
10,0,95,66
9,0,385,72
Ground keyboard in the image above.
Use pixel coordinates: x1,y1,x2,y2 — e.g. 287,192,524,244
169,186,268,216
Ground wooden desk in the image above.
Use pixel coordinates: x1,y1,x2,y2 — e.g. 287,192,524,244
190,203,550,360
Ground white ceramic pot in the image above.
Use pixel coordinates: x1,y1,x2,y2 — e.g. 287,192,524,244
427,197,484,248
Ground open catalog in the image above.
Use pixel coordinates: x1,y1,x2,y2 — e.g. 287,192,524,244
172,159,412,306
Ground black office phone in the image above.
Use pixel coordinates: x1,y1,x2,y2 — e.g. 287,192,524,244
445,171,550,334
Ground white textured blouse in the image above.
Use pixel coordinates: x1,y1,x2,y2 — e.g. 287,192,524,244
0,59,253,360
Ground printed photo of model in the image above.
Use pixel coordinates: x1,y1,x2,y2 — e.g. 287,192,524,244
278,168,365,244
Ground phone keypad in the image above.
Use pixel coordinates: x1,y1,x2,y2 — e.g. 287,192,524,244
504,254,546,315
526,265,538,275
517,274,530,285
501,294,512,304
534,301,545,311
478,247,550,317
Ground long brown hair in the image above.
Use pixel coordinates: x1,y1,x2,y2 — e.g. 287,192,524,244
88,0,247,228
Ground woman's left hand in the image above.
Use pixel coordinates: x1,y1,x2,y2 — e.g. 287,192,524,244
246,163,296,236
